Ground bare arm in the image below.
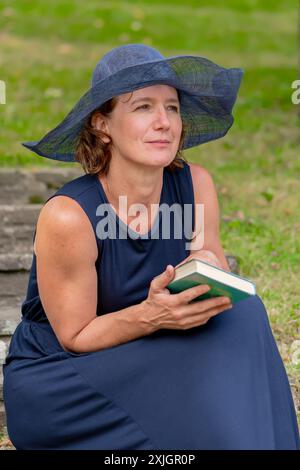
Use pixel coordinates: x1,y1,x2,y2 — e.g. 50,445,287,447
35,196,154,354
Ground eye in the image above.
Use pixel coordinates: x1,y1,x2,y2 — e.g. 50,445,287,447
168,105,179,113
136,104,150,110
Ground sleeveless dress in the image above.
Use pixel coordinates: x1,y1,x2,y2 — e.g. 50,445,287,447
3,161,300,450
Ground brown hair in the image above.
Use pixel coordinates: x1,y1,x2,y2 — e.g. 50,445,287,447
75,95,187,175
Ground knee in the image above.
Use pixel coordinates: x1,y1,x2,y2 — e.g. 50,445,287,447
232,294,271,330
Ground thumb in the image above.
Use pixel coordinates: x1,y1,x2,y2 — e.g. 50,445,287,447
151,265,175,291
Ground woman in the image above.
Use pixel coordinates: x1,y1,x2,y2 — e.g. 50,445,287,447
3,44,299,450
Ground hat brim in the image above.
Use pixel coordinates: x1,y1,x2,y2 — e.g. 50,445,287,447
22,55,244,162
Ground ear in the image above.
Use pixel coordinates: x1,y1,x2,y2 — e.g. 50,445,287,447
91,112,111,143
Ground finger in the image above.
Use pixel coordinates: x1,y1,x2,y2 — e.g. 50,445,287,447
178,297,232,318
184,304,233,329
184,295,232,314
174,284,211,304
207,303,233,317
150,265,175,292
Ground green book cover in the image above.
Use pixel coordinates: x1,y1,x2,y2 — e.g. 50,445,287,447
167,259,256,304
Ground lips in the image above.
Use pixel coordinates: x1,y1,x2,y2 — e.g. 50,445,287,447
147,140,170,143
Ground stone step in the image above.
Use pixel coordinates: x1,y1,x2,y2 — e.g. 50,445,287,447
0,369,3,402
0,272,30,300
0,402,6,430
0,308,21,404
0,307,23,404
0,168,82,204
0,230,35,255
0,254,33,272
0,342,11,403
0,305,23,410
0,309,22,337
0,204,42,225
0,205,39,255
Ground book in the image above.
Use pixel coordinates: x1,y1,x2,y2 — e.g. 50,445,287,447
167,258,256,304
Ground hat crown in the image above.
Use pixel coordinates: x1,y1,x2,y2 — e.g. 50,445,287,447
91,44,164,87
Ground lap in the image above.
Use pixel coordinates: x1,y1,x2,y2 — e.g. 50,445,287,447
3,295,299,450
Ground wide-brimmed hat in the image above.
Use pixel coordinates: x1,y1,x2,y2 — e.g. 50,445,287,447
22,43,244,162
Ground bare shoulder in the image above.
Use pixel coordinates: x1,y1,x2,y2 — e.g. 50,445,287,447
188,162,216,198
188,162,214,182
35,195,98,263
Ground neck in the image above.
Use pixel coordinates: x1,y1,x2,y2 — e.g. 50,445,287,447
103,158,164,210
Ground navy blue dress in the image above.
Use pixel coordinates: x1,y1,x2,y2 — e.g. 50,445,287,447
3,161,300,450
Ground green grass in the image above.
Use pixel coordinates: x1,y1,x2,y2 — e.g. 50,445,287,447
0,0,299,425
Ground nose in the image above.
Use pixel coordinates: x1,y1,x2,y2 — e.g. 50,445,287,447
152,106,171,130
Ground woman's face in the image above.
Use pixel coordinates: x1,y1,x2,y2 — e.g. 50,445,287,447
96,84,182,168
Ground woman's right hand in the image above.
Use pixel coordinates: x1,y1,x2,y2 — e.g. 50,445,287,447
142,265,232,332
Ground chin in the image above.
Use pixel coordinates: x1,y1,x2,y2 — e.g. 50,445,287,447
146,152,175,167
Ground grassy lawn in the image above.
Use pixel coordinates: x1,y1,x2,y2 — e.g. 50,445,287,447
0,0,299,427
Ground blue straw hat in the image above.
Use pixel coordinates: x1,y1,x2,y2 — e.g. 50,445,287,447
22,44,244,162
